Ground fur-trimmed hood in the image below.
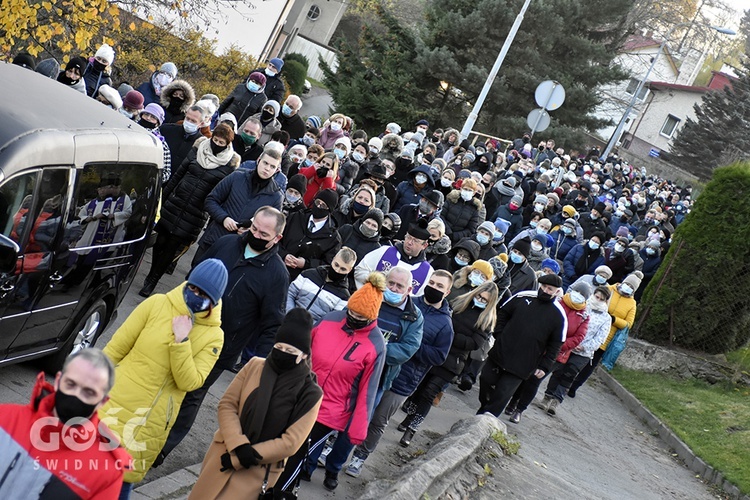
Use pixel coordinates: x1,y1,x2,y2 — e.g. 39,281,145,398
160,79,196,113
446,188,482,209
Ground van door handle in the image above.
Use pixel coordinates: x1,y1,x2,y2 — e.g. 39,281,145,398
0,282,14,293
49,272,63,282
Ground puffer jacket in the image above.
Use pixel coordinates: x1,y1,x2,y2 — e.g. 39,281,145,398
599,284,636,350
494,203,524,242
158,141,237,241
432,305,489,380
160,79,196,124
573,305,612,358
286,266,350,322
136,73,159,105
390,297,453,397
199,168,283,249
556,301,589,363
310,310,386,445
378,298,424,392
442,189,482,243
249,112,282,146
549,229,578,261
563,243,604,288
338,222,382,264
392,164,435,212
219,84,268,125
100,284,223,482
336,158,361,195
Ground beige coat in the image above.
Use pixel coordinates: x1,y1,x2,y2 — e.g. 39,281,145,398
189,357,322,499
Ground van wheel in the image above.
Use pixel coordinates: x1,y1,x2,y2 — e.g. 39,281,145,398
39,299,108,374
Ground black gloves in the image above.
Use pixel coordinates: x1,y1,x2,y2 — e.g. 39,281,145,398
234,444,263,468
220,452,234,472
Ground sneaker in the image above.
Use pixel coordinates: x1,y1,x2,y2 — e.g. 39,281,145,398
509,410,523,424
345,456,366,477
547,399,559,416
537,395,552,411
317,444,332,467
504,403,517,416
567,387,577,398
400,427,416,447
323,471,339,491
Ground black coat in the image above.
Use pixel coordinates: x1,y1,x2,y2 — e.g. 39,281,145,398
488,290,567,378
158,145,237,241
161,124,203,174
579,212,607,239
441,190,482,244
249,69,285,103
338,223,382,264
279,113,306,141
218,84,268,125
432,305,488,380
279,210,342,281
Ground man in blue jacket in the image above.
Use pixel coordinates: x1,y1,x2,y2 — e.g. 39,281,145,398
192,144,283,265
345,270,454,477
319,267,424,490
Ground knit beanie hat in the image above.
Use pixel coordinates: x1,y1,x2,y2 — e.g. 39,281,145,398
12,52,36,70
471,260,494,280
287,174,308,196
248,71,267,86
123,90,145,110
270,57,285,71
66,56,87,75
595,265,613,279
263,100,280,118
218,112,238,133
368,137,383,153
334,136,352,156
274,308,313,354
510,194,524,206
98,85,122,109
616,226,630,238
117,83,134,99
562,205,577,218
432,235,452,255
478,221,495,235
348,272,386,320
95,44,115,65
494,218,511,237
35,58,59,79
307,115,322,129
315,188,339,211
188,258,229,305
143,103,165,125
547,192,560,205
570,280,593,300
623,272,643,292
541,258,560,274
488,256,508,279
513,238,532,258
361,208,384,229
534,194,549,206
160,61,178,78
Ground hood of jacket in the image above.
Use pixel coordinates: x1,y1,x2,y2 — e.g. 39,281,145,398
160,79,196,113
451,238,481,261
408,164,436,187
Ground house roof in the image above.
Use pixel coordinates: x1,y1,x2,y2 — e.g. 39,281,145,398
620,33,678,75
646,81,709,94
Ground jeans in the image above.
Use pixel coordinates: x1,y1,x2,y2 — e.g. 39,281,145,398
401,374,451,430
118,482,133,500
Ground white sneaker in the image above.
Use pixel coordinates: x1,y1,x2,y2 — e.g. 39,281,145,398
318,444,332,466
345,456,366,477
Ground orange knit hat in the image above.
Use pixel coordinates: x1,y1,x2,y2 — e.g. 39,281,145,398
348,272,386,320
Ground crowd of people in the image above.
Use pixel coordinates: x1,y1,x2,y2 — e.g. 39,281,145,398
1,47,695,499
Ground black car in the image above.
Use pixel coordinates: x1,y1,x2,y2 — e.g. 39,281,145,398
0,62,163,371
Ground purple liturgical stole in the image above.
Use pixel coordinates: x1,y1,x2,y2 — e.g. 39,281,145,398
376,246,431,293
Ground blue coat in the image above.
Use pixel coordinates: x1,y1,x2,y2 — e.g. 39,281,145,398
379,297,424,392
136,77,159,106
563,243,604,288
549,230,577,261
392,164,435,212
639,249,662,278
198,168,283,249
390,297,453,397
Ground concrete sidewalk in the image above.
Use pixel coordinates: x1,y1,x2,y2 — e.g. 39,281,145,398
132,370,725,500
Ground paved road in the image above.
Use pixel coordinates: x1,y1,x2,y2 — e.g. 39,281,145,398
300,85,334,121
0,244,719,499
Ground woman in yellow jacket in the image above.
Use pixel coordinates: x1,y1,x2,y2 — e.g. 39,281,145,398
568,272,641,396
99,258,228,499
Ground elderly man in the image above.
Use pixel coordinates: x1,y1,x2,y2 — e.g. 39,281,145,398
279,94,306,141
160,105,206,171
0,349,129,499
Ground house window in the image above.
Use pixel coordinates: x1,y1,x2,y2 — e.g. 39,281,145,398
660,115,681,138
625,78,648,100
307,5,321,21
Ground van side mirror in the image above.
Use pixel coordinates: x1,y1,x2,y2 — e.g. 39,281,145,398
0,234,19,274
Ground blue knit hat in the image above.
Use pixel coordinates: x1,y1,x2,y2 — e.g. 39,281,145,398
494,217,511,237
270,57,284,71
188,259,228,306
306,115,322,129
541,258,560,275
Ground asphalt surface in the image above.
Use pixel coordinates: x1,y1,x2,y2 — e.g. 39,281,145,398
301,85,334,121
0,243,721,499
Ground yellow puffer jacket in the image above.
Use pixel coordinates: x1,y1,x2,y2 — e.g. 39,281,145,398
599,284,637,351
99,283,223,483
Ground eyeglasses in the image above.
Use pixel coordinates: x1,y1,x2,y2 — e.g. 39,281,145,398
404,234,427,245
313,199,329,210
475,294,490,304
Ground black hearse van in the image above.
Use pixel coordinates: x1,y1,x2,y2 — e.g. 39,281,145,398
0,63,162,371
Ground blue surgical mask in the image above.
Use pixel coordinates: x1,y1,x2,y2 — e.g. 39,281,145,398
454,256,469,267
246,81,261,93
473,297,487,309
646,247,656,255
619,284,634,296
303,158,314,167
594,274,607,284
302,136,315,147
588,241,600,250
286,192,300,204
476,233,490,245
510,252,524,264
469,271,486,287
562,226,573,235
265,68,276,77
183,121,199,134
383,288,404,305
352,152,365,163
282,104,293,116
570,291,586,304
334,148,346,159
530,221,538,228
536,227,548,235
183,285,210,316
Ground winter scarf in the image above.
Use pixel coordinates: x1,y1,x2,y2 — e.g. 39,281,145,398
196,138,234,170
562,293,586,311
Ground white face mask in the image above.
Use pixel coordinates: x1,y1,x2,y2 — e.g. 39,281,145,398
441,178,452,187
415,173,428,185
330,122,342,132
570,291,586,304
461,189,474,201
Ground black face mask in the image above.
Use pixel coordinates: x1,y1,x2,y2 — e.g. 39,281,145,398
54,389,98,424
537,289,555,302
243,231,272,252
396,158,412,170
138,118,157,130
267,348,299,373
261,110,275,122
346,312,372,331
620,215,629,223
574,199,586,208
422,285,444,305
311,205,329,219
316,167,330,179
58,71,78,85
92,60,107,72
381,226,395,238
210,141,227,156
326,265,348,282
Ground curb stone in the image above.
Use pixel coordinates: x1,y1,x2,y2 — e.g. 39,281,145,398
597,369,750,500
359,414,506,500
132,465,200,499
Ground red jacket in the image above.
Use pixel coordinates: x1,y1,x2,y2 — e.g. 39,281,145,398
0,373,131,499
556,302,590,363
310,310,386,445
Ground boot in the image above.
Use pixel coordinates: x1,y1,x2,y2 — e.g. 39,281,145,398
432,391,444,407
397,415,413,432
457,375,473,391
537,395,553,411
567,387,578,398
509,410,523,424
504,401,517,416
400,427,416,447
138,277,157,297
323,471,339,491
547,399,559,416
